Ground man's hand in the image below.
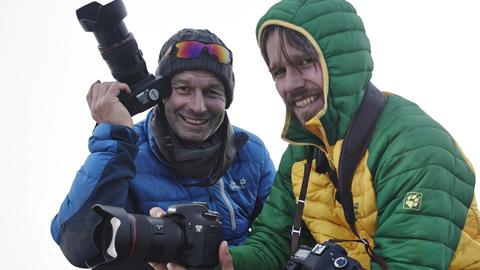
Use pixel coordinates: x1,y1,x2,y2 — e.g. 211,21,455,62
86,80,133,128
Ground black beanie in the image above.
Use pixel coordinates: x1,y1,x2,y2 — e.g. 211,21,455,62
156,28,235,108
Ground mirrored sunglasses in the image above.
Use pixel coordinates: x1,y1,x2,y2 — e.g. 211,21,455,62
174,40,232,64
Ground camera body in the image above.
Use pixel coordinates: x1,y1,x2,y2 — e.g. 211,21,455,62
287,241,363,270
86,203,222,270
76,0,171,116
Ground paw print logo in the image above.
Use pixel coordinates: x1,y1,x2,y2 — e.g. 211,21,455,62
403,192,422,211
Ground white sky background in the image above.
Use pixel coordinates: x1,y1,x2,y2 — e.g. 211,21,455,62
1,0,479,269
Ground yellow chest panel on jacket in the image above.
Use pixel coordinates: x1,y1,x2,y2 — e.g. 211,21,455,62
291,142,377,269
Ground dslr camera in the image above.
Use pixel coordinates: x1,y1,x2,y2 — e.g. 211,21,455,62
86,203,222,270
287,241,363,270
76,0,170,116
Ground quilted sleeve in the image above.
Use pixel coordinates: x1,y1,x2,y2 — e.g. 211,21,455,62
50,124,138,268
369,96,476,269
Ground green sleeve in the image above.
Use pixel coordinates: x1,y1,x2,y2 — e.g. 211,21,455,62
369,97,475,269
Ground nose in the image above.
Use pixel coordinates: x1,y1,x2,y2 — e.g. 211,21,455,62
189,90,207,113
283,67,306,94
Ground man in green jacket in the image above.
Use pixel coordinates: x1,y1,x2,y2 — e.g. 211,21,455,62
155,0,480,269
224,0,479,269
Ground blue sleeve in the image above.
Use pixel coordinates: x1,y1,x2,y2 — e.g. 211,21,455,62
50,124,138,268
251,143,276,221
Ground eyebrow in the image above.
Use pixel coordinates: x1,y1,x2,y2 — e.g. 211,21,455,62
268,51,307,73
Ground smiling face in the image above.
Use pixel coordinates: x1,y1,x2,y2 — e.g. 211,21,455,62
265,29,325,126
164,70,226,142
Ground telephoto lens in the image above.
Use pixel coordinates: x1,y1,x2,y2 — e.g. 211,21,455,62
76,0,170,116
77,0,148,85
86,203,222,270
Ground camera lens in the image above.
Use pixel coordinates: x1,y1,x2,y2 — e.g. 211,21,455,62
333,256,348,268
77,0,172,116
89,203,222,269
106,213,184,263
76,0,149,86
76,0,129,47
91,205,184,266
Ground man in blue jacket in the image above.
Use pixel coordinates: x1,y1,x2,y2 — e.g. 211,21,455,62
51,28,275,269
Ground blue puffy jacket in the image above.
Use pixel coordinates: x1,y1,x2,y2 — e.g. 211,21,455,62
51,110,275,268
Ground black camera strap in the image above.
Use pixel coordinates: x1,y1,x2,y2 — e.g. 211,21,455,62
290,83,389,269
290,146,314,255
336,83,388,270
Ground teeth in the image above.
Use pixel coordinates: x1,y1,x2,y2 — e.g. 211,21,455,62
295,96,316,108
184,117,207,125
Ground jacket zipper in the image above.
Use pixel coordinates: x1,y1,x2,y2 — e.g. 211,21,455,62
219,177,236,231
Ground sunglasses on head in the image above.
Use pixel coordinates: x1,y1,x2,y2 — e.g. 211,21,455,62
173,40,232,64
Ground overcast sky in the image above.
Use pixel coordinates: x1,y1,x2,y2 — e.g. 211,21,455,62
1,0,479,269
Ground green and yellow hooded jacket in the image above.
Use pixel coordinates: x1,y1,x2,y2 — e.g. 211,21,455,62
230,0,480,269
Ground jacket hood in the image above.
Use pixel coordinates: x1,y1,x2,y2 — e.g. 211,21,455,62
256,0,373,149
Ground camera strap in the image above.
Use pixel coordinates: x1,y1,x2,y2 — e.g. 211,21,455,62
290,146,314,255
335,82,389,270
290,83,389,269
